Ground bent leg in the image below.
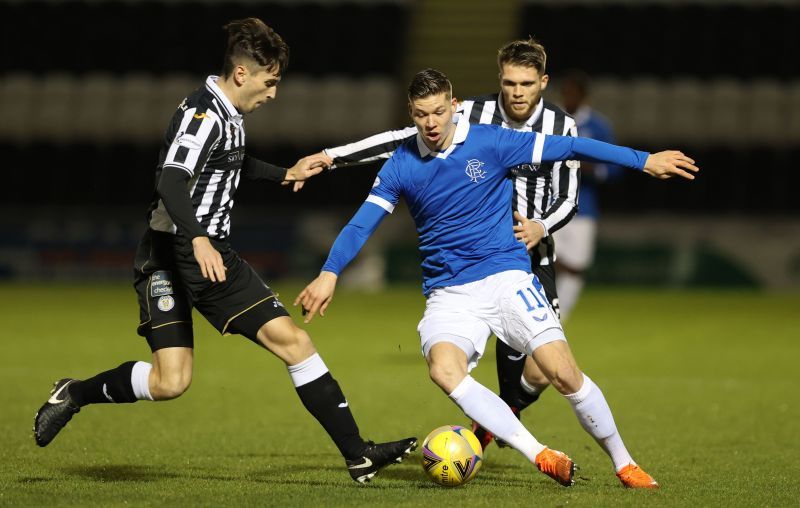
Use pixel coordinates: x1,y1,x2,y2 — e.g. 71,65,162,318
255,315,316,365
531,340,634,471
528,340,583,394
520,356,550,405
251,316,365,460
427,341,546,463
68,346,193,405
494,337,527,408
149,347,193,400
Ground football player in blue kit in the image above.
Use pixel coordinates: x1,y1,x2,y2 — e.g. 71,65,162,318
297,69,697,488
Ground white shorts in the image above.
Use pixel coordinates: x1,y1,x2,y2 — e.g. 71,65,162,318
418,270,566,371
553,216,597,270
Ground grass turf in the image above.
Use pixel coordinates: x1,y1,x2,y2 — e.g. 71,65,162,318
1,284,798,506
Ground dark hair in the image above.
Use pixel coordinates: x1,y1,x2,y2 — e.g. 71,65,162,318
497,37,547,75
408,68,452,101
221,18,289,78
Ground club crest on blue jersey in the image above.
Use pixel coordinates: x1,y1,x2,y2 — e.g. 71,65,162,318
465,159,486,183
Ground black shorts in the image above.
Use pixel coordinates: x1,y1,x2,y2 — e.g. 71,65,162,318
134,230,290,352
531,261,560,318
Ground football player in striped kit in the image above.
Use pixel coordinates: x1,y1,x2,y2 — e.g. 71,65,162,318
33,17,416,484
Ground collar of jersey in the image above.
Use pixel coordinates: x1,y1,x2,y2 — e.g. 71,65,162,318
205,75,242,120
497,94,544,129
415,114,470,159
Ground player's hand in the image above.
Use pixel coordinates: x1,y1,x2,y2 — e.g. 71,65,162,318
294,271,338,323
283,152,333,189
513,211,544,250
280,180,307,192
192,236,226,282
643,151,699,180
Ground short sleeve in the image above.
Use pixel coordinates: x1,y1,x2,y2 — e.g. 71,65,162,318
163,108,222,176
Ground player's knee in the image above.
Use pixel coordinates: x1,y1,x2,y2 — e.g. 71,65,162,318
523,360,550,387
153,371,192,400
259,322,316,365
427,361,464,393
549,366,583,395
284,328,316,364
522,370,550,388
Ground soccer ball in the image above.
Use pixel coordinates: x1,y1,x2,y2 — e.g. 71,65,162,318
421,425,483,487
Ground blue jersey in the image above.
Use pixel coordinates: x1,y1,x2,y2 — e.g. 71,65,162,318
573,106,621,218
322,118,647,295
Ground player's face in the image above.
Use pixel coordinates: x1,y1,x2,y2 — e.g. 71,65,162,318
409,93,458,152
499,64,548,123
239,65,281,114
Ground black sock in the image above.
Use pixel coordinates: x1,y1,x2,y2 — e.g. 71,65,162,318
495,339,526,409
68,361,138,406
516,385,541,412
295,372,365,460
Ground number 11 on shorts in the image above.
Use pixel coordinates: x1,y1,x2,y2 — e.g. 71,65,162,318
516,283,545,312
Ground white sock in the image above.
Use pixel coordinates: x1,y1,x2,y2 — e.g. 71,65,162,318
520,375,544,396
287,353,329,387
564,374,633,471
131,361,154,401
555,271,584,321
449,376,545,462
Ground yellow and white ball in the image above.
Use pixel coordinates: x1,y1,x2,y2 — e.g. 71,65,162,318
421,425,483,487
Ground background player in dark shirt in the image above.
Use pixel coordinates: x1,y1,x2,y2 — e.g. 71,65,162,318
33,17,416,484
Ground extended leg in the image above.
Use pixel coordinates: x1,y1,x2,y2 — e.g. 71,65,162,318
254,316,416,483
33,344,193,447
531,340,658,488
427,341,575,486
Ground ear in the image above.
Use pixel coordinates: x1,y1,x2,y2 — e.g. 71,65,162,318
450,97,458,112
540,73,549,91
233,64,248,86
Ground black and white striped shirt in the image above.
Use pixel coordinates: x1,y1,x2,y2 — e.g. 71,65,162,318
148,76,245,240
324,95,580,266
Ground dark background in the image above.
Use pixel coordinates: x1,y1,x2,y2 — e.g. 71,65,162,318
2,0,798,213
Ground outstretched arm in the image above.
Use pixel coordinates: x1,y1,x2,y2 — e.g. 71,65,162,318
244,153,332,188
538,136,698,178
294,201,389,322
290,128,416,192
640,151,698,180
325,127,418,168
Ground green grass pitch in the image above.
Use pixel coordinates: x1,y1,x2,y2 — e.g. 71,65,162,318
1,284,798,506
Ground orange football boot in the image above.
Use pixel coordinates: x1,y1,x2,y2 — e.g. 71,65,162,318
616,463,659,489
535,448,576,486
